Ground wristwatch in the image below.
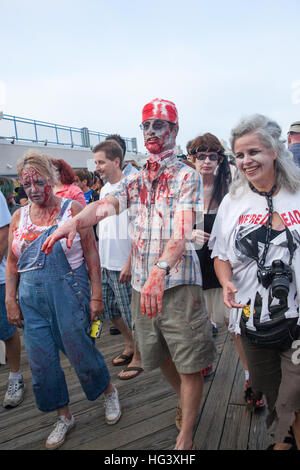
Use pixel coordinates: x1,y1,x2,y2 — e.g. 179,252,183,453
155,260,170,275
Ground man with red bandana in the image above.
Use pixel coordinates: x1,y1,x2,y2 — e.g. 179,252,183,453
42,98,215,450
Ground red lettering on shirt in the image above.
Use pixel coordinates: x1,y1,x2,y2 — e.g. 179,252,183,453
281,213,291,226
294,210,300,224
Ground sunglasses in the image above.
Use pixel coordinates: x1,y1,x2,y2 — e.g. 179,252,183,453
192,152,220,161
139,120,173,131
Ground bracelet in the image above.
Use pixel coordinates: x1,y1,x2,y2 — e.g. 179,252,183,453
90,298,103,301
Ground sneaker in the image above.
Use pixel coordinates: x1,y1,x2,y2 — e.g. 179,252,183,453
45,415,75,450
3,377,25,408
104,386,121,424
200,365,213,377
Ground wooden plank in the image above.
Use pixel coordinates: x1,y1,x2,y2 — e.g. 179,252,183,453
229,360,246,406
219,404,251,450
193,333,239,449
248,407,273,450
0,318,271,451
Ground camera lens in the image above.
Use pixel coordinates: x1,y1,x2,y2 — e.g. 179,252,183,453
271,276,289,299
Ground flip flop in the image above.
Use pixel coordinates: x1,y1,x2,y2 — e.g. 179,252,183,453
117,366,144,380
112,352,134,367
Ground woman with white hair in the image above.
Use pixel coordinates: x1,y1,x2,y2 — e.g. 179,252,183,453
209,114,300,450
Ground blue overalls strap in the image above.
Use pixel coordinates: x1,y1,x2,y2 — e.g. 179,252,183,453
17,199,73,273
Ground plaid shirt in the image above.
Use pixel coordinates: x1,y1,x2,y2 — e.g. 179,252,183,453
111,150,203,292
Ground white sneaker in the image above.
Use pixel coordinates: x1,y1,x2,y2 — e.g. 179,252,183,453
45,415,75,450
3,377,25,408
104,386,121,424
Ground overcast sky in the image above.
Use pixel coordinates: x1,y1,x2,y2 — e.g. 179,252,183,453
1,0,300,154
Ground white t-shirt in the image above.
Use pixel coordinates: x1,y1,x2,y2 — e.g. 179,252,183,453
0,192,11,284
209,186,300,334
98,180,132,271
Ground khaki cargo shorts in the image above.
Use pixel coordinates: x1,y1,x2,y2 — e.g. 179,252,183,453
131,284,216,374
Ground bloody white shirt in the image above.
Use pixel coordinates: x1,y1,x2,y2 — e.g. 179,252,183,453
111,150,203,292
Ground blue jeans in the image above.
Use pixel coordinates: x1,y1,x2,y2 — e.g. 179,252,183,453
18,210,110,412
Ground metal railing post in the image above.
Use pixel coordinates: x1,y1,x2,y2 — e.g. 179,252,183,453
81,127,90,148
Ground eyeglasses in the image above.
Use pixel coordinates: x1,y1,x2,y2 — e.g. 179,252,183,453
139,120,172,131
193,153,220,161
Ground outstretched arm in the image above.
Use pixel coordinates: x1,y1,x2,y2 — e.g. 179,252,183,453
140,210,194,319
41,195,119,254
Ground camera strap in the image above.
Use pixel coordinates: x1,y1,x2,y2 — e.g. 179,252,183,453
248,183,296,268
249,183,277,269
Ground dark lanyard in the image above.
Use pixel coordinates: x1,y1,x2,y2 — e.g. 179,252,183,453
248,183,295,268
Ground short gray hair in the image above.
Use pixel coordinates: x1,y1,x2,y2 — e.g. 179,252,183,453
229,114,300,196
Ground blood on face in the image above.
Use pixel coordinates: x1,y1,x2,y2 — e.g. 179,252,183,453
143,120,177,154
21,167,52,205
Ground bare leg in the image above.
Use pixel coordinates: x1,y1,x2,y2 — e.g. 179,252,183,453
231,333,248,371
160,356,201,450
225,319,248,372
4,330,21,373
175,372,203,450
57,405,72,420
160,356,182,398
111,317,134,359
117,343,143,379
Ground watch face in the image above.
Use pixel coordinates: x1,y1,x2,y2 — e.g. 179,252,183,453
158,261,168,269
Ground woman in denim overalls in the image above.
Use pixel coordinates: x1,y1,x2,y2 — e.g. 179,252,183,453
5,152,121,450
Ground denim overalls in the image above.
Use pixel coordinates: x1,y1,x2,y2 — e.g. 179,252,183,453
17,200,110,412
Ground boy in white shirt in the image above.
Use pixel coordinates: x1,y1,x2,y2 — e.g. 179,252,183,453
93,140,143,380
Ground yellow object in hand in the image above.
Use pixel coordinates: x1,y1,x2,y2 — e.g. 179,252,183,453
90,319,103,338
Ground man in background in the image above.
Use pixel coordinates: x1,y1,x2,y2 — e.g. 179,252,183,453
287,121,300,166
93,140,143,381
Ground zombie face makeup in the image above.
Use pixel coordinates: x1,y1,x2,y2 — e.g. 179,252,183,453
142,119,177,154
21,167,53,205
192,152,220,177
141,98,178,155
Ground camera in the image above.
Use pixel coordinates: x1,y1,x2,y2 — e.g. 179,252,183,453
257,259,292,299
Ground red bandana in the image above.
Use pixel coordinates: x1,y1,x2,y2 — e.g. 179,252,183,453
142,98,178,124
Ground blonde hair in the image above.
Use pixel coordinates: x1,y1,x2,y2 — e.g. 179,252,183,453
17,151,56,185
230,114,300,197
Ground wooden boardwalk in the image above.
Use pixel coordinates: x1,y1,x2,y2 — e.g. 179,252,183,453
0,323,272,451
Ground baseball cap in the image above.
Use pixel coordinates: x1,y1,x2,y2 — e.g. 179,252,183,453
289,121,300,133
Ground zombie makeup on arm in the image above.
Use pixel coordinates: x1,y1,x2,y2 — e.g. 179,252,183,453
41,195,121,254
140,209,195,318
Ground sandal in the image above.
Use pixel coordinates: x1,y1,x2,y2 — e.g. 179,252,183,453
244,380,265,411
112,352,134,366
117,366,144,380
